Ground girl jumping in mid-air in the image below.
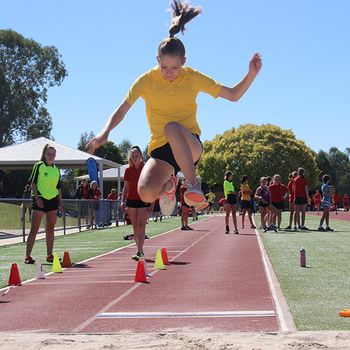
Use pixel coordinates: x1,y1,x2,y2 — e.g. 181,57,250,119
87,1,262,217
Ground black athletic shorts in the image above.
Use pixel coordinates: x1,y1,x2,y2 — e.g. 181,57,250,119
226,193,237,206
295,197,307,205
208,202,214,209
32,196,59,213
271,201,284,210
241,200,251,209
150,134,202,174
126,199,151,208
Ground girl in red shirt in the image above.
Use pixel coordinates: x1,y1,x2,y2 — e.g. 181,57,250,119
90,181,101,229
286,171,297,230
293,167,310,230
343,194,349,211
269,174,288,230
121,146,151,261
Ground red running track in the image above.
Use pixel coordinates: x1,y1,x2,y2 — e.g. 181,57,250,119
0,216,280,333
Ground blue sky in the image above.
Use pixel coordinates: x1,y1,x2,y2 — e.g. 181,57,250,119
2,0,349,153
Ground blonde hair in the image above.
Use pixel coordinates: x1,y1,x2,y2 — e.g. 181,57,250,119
128,146,144,166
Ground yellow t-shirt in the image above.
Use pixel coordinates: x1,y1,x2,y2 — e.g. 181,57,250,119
240,183,251,201
206,192,216,203
125,66,223,153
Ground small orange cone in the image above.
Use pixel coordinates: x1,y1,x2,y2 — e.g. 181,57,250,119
62,251,72,268
161,248,169,265
8,263,22,286
134,260,148,283
339,309,350,317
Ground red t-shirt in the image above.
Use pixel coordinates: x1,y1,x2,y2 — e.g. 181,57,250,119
313,192,322,204
333,194,341,204
124,163,144,201
287,181,295,202
92,188,101,199
269,183,288,203
108,193,117,200
81,185,90,199
343,195,349,205
294,176,308,198
180,186,187,205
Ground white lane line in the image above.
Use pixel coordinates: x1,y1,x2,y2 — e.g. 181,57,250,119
72,219,222,333
253,219,297,332
97,310,276,319
27,281,134,285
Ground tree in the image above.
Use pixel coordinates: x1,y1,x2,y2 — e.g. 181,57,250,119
118,139,132,161
0,29,67,146
197,124,319,189
78,132,124,164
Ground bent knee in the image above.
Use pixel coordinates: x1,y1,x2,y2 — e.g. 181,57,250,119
138,184,156,204
164,121,180,137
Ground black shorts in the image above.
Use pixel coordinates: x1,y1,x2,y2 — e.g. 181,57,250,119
271,201,284,210
241,200,251,209
208,202,214,209
150,134,202,174
126,199,150,208
295,197,307,205
181,201,191,209
226,194,237,206
32,196,59,213
259,202,269,208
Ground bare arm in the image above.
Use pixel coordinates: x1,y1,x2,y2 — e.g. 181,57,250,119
120,181,129,212
31,183,44,208
218,53,262,102
86,101,131,153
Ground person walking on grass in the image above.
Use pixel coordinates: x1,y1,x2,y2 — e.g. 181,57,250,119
121,146,152,261
240,175,256,229
286,171,297,230
255,177,270,230
224,171,239,234
293,167,310,230
318,174,334,232
269,174,288,231
343,193,349,212
25,144,62,264
87,0,261,221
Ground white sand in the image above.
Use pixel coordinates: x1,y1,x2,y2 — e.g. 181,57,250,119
1,331,350,350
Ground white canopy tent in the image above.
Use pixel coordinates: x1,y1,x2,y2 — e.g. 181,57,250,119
0,137,122,195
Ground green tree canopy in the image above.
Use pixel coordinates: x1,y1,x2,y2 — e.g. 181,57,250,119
118,139,132,161
0,29,68,146
78,132,124,165
197,124,319,189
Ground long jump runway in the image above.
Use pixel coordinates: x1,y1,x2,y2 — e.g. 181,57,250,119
0,215,280,333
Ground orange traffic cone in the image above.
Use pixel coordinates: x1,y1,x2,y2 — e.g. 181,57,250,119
62,251,72,268
339,309,350,317
8,263,22,286
161,248,169,265
134,260,148,283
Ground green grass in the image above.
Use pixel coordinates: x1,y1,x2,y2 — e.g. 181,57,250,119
0,216,204,289
261,212,350,330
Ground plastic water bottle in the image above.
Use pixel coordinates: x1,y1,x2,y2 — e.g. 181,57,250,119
300,247,306,267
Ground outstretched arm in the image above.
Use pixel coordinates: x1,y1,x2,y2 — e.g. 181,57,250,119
218,53,262,102
86,100,131,153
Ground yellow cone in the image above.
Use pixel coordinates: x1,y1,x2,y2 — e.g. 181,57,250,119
154,249,165,270
52,252,62,273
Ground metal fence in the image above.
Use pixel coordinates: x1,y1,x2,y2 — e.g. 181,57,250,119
0,198,123,243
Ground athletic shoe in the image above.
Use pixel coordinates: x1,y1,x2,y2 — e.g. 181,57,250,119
298,225,302,230
300,226,309,231
132,252,144,261
24,256,35,264
285,225,292,230
294,226,298,231
46,255,60,263
183,180,206,207
318,227,326,232
145,235,149,239
225,226,230,234
234,229,239,234
251,225,256,229
181,226,189,231
186,226,194,230
326,227,334,232
123,234,134,240
159,176,178,216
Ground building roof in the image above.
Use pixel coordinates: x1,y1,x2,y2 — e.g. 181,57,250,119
0,137,121,170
